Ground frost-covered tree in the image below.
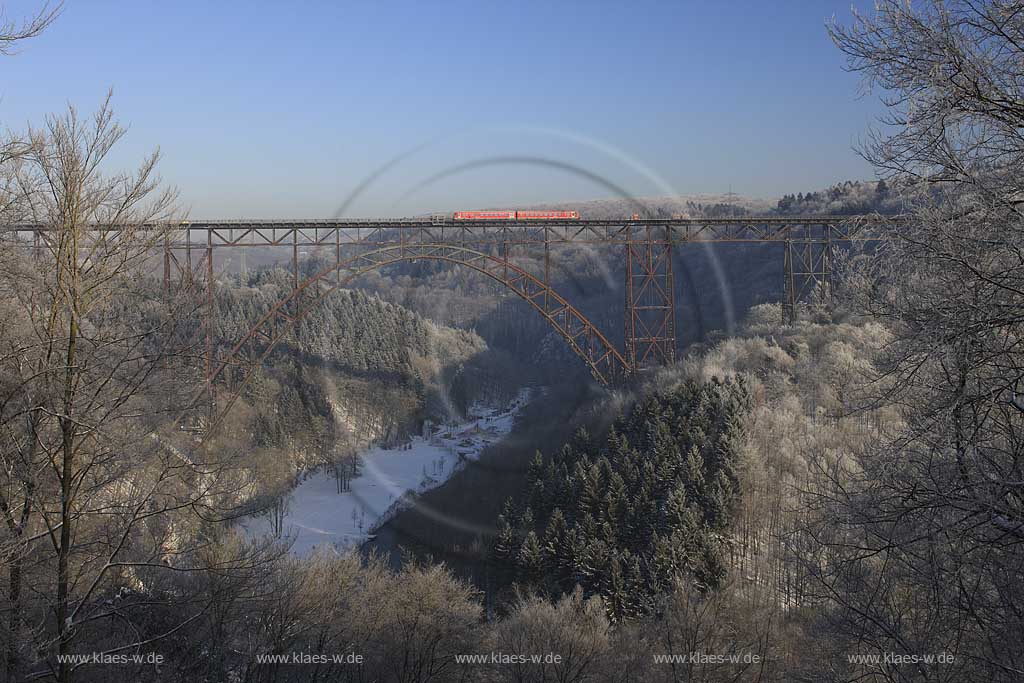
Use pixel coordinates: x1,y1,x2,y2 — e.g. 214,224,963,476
809,2,1024,679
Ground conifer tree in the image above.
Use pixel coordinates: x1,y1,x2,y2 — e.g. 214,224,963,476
707,469,734,528
497,380,749,616
517,531,544,588
604,556,628,621
541,508,568,570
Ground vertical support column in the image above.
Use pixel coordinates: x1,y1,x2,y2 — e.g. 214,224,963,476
664,236,676,363
624,223,676,373
821,233,833,303
502,224,510,283
292,229,299,292
185,227,193,286
782,239,795,325
543,226,550,312
782,226,834,325
291,228,303,320
624,225,636,370
335,226,341,287
205,229,215,418
163,235,171,299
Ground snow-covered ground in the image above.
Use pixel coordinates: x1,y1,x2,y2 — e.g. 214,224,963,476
239,387,534,556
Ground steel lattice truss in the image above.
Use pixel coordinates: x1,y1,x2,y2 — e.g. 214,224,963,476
159,215,886,248
10,216,888,249
783,239,835,323
6,215,896,433
624,226,676,367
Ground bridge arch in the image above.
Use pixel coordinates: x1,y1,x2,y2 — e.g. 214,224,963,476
204,243,629,433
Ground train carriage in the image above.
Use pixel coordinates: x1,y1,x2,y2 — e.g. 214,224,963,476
452,210,579,220
515,210,579,220
453,210,516,220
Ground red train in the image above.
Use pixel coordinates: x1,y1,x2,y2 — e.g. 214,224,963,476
453,210,579,221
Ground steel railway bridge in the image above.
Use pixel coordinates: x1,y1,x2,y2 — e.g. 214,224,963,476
17,214,893,431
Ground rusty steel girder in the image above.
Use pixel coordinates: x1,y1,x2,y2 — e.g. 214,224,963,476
624,225,676,368
0,215,898,441
152,215,892,248
782,239,834,324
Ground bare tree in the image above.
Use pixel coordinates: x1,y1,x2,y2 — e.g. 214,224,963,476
1,1,60,218
0,2,60,56
488,588,611,683
0,95,272,682
805,2,1024,680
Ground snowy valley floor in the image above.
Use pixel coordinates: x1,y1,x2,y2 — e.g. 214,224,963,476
239,388,535,556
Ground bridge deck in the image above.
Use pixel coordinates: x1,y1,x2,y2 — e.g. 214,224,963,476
7,215,896,246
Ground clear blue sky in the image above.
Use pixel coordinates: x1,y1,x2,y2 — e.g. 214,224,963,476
1,0,883,218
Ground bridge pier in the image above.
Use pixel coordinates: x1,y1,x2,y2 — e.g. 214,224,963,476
624,225,676,371
782,234,833,325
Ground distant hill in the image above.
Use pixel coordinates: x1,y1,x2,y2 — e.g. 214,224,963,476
771,178,918,215
527,181,928,219
520,179,925,218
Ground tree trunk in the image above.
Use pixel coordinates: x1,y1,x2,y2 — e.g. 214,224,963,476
56,229,79,683
7,552,21,679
